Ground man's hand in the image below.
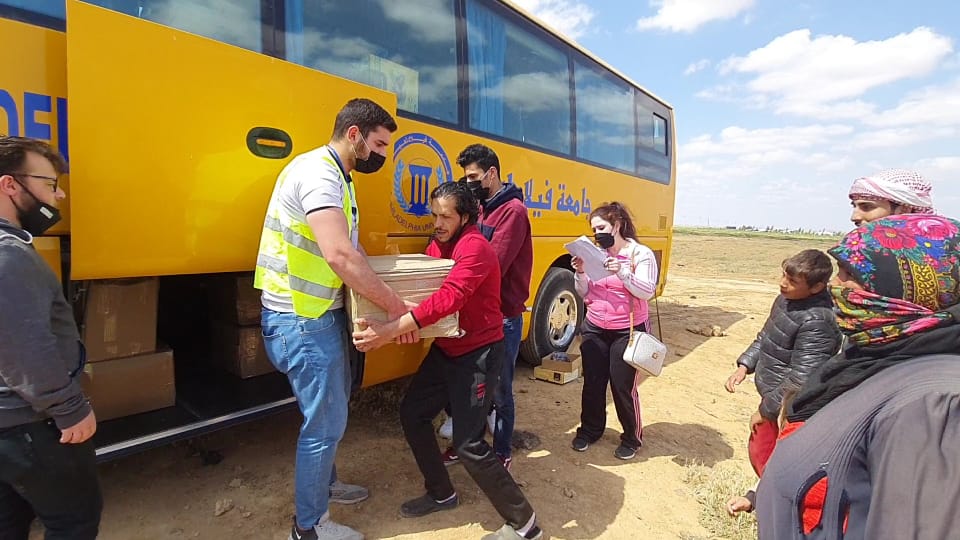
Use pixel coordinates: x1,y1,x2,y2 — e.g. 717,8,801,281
725,365,748,393
353,318,394,352
387,300,419,344
726,495,753,516
60,409,97,444
749,409,765,433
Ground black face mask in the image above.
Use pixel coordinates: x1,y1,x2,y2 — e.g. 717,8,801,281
11,179,61,236
595,232,615,249
467,181,489,202
353,136,386,174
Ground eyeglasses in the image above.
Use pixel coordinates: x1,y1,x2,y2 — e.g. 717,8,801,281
3,173,59,193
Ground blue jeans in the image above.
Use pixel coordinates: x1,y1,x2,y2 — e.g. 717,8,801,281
261,308,350,530
493,315,524,458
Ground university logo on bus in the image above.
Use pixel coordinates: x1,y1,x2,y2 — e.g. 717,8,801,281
391,132,453,232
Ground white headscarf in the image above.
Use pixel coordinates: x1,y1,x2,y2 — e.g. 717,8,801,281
848,169,935,214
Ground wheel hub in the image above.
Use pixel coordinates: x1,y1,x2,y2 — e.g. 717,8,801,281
547,290,578,348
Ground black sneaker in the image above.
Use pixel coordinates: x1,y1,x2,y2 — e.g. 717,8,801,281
614,444,637,460
571,436,590,452
399,493,459,518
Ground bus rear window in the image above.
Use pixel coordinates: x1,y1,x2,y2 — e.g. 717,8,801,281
0,0,65,28
87,0,264,54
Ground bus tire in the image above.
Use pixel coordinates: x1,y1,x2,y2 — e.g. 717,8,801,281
520,267,583,366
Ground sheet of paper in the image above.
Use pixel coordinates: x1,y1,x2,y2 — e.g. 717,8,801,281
564,235,611,281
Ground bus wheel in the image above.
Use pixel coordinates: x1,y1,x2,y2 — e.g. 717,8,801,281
520,267,583,366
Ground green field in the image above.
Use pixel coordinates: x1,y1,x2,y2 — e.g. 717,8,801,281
674,226,843,242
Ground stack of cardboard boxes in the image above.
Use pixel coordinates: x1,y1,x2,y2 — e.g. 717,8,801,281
208,273,275,379
348,254,461,338
80,278,176,421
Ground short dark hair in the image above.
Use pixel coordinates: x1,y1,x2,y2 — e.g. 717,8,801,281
331,98,398,140
430,181,479,225
456,143,500,173
782,249,833,286
589,201,638,241
0,136,67,175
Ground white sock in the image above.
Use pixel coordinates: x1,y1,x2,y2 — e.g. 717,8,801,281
435,492,457,504
516,513,536,536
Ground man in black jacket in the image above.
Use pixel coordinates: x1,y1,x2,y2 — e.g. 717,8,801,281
724,249,840,477
0,136,101,539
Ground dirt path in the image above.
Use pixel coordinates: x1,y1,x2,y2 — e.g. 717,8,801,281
59,233,838,540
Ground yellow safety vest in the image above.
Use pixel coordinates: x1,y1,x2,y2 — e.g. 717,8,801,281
254,149,357,318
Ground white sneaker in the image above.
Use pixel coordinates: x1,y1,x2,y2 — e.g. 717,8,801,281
289,516,364,540
329,480,369,505
438,416,454,439
487,409,497,435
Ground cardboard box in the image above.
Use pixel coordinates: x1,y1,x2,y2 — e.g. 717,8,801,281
211,323,275,379
80,349,175,421
534,366,581,385
540,353,582,373
82,278,159,362
348,254,460,339
209,273,261,326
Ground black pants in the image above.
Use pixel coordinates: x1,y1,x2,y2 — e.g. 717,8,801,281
0,420,102,540
577,319,646,449
399,341,534,528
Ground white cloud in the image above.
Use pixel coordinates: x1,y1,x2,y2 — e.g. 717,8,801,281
715,27,953,118
684,59,711,75
865,78,960,128
847,126,957,150
682,124,854,159
511,0,595,39
914,156,960,184
637,0,755,33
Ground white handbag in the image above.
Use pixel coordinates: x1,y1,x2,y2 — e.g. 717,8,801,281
622,296,666,376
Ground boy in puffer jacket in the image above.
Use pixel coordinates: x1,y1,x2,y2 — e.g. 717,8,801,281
723,249,840,476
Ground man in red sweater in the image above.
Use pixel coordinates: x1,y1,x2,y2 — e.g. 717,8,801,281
441,144,533,470
352,182,541,540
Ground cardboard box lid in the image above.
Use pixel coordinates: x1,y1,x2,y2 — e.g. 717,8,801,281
365,254,453,279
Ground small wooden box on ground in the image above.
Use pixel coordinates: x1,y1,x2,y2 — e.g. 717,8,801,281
534,366,581,385
348,254,460,338
80,349,175,421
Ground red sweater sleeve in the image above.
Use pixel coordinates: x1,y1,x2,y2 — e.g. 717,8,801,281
488,202,529,278
413,236,492,327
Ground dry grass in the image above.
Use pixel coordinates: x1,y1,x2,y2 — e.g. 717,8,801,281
682,460,759,540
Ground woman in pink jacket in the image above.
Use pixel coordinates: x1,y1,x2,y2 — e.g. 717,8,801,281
570,202,659,460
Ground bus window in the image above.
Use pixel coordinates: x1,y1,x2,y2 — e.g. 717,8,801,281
653,114,667,155
283,0,458,124
635,96,671,184
574,59,635,173
0,0,65,28
465,0,571,155
88,0,263,53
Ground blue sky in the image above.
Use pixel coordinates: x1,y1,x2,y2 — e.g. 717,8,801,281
513,0,960,232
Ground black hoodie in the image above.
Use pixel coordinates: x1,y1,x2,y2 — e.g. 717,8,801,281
0,218,89,429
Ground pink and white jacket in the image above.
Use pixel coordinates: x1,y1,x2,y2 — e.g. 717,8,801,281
574,240,658,330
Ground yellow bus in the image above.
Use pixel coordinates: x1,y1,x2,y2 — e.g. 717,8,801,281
1,0,676,459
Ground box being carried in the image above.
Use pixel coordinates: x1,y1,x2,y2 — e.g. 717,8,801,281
348,254,460,339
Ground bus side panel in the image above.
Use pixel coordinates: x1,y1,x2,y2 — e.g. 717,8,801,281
0,18,70,235
65,0,397,280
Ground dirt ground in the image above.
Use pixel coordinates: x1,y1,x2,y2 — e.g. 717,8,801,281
62,233,839,540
